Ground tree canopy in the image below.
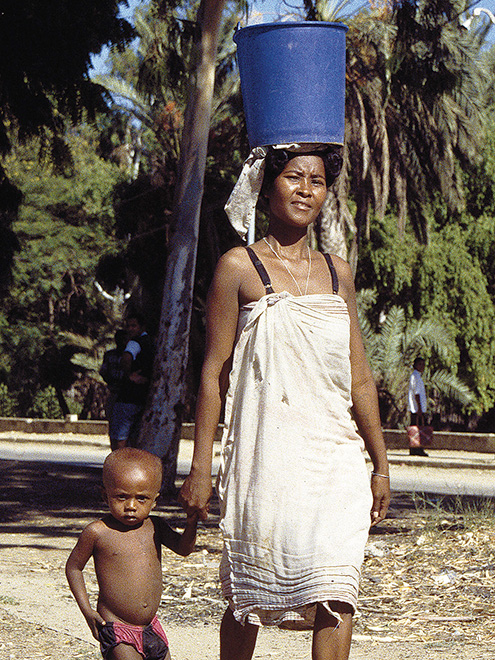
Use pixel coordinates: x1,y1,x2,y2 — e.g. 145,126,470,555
0,0,134,292
1,0,495,431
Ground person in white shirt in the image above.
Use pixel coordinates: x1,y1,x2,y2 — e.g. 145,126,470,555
408,357,428,456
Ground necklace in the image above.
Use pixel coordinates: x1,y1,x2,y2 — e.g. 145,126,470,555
263,237,311,296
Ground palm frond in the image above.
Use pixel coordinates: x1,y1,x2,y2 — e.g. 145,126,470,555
362,302,473,425
379,306,405,373
403,318,458,366
430,369,475,406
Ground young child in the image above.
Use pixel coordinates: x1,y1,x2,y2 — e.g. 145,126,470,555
66,447,197,660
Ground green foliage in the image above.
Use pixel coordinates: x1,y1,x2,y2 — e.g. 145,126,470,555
28,387,63,420
356,214,420,319
94,0,248,334
357,211,495,418
337,0,490,262
0,1,135,290
4,127,123,313
358,301,473,427
0,322,46,414
0,384,17,417
0,1,134,153
416,226,495,412
0,123,124,415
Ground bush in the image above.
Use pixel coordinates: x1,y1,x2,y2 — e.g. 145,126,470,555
29,387,63,419
0,384,17,417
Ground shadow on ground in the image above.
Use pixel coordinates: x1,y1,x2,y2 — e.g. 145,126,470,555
0,459,221,546
2,457,491,547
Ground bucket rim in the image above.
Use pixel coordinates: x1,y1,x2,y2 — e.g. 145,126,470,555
234,20,348,42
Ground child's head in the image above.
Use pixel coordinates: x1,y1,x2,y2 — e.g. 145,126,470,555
102,448,163,527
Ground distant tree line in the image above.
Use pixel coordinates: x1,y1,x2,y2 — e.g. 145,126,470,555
1,0,495,433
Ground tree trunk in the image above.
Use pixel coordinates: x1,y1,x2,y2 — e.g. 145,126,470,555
315,143,356,264
138,0,226,493
315,182,354,260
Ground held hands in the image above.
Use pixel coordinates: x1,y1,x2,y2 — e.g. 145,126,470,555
178,470,212,522
370,473,391,526
84,609,106,640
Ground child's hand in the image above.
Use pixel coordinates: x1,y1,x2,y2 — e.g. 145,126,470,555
187,511,199,525
84,609,106,640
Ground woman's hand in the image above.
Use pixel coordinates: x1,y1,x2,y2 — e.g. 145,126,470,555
178,470,212,521
370,474,391,526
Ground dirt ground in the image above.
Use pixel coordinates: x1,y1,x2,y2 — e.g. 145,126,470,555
1,458,495,660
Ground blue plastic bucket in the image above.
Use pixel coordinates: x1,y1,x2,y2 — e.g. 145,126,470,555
234,22,348,148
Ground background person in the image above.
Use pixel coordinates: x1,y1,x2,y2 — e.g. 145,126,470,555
109,313,153,450
407,357,430,457
100,329,127,423
179,146,390,660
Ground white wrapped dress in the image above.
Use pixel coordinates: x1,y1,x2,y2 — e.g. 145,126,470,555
217,253,372,627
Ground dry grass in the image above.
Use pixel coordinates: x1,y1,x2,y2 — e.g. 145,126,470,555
150,491,495,655
357,493,495,651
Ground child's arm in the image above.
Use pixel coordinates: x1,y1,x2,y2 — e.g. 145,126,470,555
65,524,106,640
154,513,198,557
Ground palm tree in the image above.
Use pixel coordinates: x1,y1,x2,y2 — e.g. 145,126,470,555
306,1,489,269
358,301,474,427
93,3,188,170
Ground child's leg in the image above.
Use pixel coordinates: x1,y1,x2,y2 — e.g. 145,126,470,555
220,606,259,660
106,643,171,660
311,601,353,660
106,643,143,660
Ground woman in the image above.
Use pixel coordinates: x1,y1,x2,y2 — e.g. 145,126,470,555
179,146,390,660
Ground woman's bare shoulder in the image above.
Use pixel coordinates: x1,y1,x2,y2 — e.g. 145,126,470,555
326,254,355,299
326,253,351,272
217,245,250,268
207,247,252,303
326,254,352,278
213,246,254,286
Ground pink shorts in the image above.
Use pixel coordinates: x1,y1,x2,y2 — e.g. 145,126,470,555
99,616,169,660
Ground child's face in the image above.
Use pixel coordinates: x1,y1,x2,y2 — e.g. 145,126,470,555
103,467,160,527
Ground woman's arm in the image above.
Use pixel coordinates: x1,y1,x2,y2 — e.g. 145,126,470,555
334,257,391,525
178,249,244,520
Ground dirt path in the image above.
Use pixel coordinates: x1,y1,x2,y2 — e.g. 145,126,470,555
1,458,494,659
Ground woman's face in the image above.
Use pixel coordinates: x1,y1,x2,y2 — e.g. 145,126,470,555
267,155,327,230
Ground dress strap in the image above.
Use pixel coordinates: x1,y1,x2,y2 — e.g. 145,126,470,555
323,253,339,295
246,247,275,294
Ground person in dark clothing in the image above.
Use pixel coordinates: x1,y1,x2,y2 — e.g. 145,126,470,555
100,329,128,423
109,314,153,450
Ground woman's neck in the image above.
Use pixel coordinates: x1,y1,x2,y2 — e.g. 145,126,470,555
265,224,310,260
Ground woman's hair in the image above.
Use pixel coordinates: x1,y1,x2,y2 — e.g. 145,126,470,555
261,146,343,193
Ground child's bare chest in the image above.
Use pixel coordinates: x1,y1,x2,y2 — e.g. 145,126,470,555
95,521,160,566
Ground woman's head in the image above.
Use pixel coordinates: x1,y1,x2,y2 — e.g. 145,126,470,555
261,146,343,195
261,152,336,231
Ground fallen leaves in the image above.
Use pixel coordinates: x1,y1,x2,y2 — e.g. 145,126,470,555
357,500,495,647
155,495,495,653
